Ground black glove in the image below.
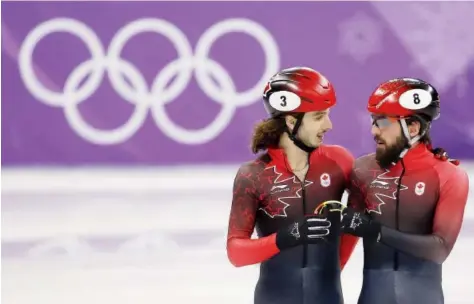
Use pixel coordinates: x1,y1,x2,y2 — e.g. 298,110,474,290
276,214,331,250
341,207,381,240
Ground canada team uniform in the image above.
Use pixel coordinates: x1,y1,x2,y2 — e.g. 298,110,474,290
342,78,470,304
227,67,358,304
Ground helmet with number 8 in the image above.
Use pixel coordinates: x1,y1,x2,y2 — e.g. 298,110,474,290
367,77,440,121
262,67,337,117
368,77,441,156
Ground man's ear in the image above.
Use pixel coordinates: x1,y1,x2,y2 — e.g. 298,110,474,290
408,120,421,138
285,115,296,132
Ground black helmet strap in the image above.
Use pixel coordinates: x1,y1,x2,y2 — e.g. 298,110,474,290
285,113,315,153
397,115,429,159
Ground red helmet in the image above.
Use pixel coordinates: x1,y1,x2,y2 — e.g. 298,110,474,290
367,78,440,121
262,67,336,117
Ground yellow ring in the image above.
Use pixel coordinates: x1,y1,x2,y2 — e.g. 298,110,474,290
314,200,347,215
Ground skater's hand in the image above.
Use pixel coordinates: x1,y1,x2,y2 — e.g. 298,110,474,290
276,200,345,250
341,207,380,240
276,214,331,250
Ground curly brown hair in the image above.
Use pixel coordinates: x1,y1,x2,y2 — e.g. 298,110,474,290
250,116,289,154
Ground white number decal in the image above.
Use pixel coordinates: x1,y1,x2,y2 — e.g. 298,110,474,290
268,91,301,111
399,89,432,110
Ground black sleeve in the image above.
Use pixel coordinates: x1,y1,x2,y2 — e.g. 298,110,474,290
380,227,447,264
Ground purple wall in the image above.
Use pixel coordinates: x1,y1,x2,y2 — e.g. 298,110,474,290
2,1,474,166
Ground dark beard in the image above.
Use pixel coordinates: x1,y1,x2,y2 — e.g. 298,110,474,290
375,135,408,169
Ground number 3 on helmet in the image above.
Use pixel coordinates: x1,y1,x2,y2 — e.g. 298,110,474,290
262,67,337,117
367,77,440,121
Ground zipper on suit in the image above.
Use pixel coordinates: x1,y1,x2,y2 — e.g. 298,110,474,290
302,183,307,268
301,154,310,268
394,196,400,271
394,161,406,271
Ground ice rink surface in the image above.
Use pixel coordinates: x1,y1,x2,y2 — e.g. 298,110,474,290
2,165,474,304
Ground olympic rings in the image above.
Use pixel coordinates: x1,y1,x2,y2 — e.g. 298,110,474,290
18,18,280,145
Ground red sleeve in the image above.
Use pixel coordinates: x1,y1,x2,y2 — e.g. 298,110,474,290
226,165,280,267
327,146,360,269
380,166,470,263
432,166,470,257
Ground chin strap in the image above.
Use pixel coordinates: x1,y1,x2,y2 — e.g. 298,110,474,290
397,117,425,159
286,113,315,153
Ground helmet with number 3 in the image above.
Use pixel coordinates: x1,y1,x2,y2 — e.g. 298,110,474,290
367,78,440,121
262,67,337,117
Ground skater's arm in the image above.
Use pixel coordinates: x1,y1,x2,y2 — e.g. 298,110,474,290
380,168,469,264
346,160,368,212
226,165,280,267
227,234,280,267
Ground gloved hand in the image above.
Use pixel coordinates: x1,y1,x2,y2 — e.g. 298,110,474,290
341,207,381,240
276,214,331,250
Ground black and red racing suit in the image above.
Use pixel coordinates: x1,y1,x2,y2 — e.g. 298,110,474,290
227,145,359,304
347,143,470,304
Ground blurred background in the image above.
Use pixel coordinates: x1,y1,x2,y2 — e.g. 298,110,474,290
2,1,474,303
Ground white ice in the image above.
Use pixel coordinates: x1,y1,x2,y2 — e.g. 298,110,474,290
2,165,474,304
